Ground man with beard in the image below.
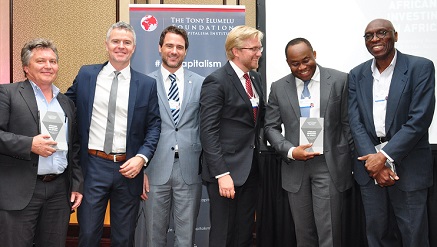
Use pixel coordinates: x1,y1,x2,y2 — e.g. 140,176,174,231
140,25,205,247
200,25,265,247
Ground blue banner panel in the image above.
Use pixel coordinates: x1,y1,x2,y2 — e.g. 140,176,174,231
130,4,245,247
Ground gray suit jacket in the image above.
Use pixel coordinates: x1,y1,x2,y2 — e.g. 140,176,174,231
146,69,204,185
265,65,354,193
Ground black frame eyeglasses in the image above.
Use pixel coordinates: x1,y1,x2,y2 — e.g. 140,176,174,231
363,30,394,41
240,47,264,53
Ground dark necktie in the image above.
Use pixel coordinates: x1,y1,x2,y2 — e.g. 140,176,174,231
244,73,257,123
301,80,311,117
168,74,180,125
103,71,120,154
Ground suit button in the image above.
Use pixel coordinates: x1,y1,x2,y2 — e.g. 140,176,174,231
175,128,178,131
171,147,175,151
250,145,255,149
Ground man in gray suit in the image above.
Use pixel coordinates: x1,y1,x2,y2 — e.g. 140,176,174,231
140,25,204,246
264,38,354,247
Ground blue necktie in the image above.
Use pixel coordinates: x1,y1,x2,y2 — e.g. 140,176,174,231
168,74,180,124
301,80,311,117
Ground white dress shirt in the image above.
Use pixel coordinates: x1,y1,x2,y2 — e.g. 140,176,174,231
288,65,321,159
88,62,130,153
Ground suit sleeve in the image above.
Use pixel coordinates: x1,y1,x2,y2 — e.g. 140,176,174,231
264,81,294,159
199,74,229,177
0,85,34,159
137,79,161,161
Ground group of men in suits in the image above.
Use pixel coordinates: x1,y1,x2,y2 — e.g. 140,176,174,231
265,18,435,247
0,17,435,247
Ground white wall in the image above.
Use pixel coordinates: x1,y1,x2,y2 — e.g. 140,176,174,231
266,0,437,143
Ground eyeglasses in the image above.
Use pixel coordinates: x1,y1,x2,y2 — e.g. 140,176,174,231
240,47,263,53
363,30,394,41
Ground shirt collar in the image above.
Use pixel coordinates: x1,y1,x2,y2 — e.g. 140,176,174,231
161,66,184,81
296,65,320,86
29,80,60,98
229,60,247,80
105,62,131,80
371,49,397,75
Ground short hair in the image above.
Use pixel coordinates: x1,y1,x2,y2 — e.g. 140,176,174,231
284,38,313,59
21,38,58,67
225,25,264,60
159,25,189,50
106,21,136,45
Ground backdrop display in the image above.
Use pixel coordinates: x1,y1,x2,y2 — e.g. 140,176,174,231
265,0,437,143
129,4,245,246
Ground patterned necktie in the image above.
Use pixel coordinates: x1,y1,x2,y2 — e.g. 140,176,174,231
300,80,311,117
168,74,180,124
103,71,120,154
243,73,257,123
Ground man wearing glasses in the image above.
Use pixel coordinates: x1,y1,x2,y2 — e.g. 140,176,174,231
349,18,435,246
200,25,265,247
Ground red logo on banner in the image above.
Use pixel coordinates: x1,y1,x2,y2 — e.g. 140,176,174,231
140,15,158,32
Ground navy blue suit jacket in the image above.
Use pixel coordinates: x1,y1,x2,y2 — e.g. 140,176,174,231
348,50,435,191
66,62,161,195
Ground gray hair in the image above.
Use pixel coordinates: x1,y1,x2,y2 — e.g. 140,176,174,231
21,38,58,67
106,21,136,45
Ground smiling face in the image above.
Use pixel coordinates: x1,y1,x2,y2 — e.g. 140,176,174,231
364,19,397,62
286,42,317,81
232,37,263,72
159,32,187,73
23,47,58,87
105,28,136,71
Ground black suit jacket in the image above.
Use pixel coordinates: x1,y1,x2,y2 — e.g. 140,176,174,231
0,80,83,210
200,61,265,186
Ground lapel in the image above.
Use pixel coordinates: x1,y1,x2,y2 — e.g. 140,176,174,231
155,71,174,122
285,75,301,120
360,60,377,137
225,63,256,124
127,68,138,134
19,80,39,128
319,66,332,117
385,52,408,133
87,63,106,126
57,94,72,144
179,70,193,122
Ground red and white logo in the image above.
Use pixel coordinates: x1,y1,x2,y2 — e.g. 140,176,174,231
140,15,158,32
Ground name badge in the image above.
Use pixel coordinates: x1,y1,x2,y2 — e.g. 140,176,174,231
299,98,313,108
169,99,180,110
250,97,259,108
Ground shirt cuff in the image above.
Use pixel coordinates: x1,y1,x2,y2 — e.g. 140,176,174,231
215,172,230,179
136,154,149,166
287,147,296,160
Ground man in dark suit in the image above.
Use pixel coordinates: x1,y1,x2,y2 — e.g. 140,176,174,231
139,25,204,246
0,38,83,247
348,19,435,247
65,21,161,247
200,25,265,247
264,38,354,247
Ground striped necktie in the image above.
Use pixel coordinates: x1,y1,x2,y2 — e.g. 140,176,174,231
168,74,180,124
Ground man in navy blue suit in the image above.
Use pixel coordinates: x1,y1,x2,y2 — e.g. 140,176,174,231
66,21,161,247
348,18,435,247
